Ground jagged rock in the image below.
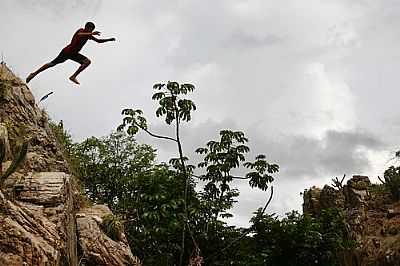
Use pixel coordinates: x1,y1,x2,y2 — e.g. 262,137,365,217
387,209,400,219
304,185,345,216
344,176,371,209
0,190,61,265
0,64,140,265
0,63,67,174
302,186,321,216
347,175,371,190
320,185,345,210
346,208,367,241
76,205,141,266
14,172,70,206
0,170,77,265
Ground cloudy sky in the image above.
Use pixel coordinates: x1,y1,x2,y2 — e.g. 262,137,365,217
1,0,399,227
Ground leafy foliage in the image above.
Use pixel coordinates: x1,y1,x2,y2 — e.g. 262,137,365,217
118,109,147,136
72,132,156,207
118,81,198,266
71,132,194,264
152,82,196,125
69,128,357,266
249,209,355,266
49,120,82,178
383,166,400,200
49,120,74,155
196,130,278,222
0,79,8,100
118,81,196,136
0,137,28,185
117,81,283,265
101,214,123,241
126,167,191,265
0,138,5,166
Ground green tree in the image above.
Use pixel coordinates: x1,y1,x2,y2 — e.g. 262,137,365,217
196,130,278,224
72,132,156,208
118,82,199,265
72,131,194,265
118,81,279,265
126,165,189,265
383,166,400,200
249,209,355,266
192,130,278,265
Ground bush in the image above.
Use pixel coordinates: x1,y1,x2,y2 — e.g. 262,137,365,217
249,208,355,266
0,136,28,185
0,80,6,100
383,166,400,200
101,214,123,241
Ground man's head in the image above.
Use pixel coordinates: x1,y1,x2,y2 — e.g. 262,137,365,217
85,22,95,31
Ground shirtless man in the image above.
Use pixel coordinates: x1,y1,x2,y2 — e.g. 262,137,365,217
26,22,115,85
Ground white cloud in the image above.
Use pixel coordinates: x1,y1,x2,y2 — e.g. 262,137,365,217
304,62,356,136
1,0,398,224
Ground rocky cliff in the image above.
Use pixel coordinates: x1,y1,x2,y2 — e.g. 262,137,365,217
304,175,400,266
0,62,140,266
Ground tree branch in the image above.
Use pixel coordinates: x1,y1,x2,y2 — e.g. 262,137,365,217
231,176,251,180
191,173,250,180
331,174,346,190
205,186,274,262
223,186,273,251
261,186,274,215
139,125,177,142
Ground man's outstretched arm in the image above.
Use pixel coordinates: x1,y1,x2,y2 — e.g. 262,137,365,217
77,31,101,37
90,36,116,43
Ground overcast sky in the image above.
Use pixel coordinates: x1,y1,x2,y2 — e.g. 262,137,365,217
1,0,399,227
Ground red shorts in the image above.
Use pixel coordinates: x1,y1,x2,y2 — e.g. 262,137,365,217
51,50,88,65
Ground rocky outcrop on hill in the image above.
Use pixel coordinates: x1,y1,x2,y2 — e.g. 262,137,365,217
304,175,400,266
0,62,140,265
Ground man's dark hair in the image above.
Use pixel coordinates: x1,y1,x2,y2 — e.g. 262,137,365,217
85,22,95,30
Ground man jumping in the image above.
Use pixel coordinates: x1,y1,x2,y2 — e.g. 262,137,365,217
26,22,115,85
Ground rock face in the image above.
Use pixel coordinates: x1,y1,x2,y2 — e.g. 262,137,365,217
302,186,322,217
76,205,141,266
0,182,69,265
303,175,400,266
0,63,140,265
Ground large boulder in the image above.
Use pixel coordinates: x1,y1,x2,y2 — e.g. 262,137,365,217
344,175,371,209
76,205,141,266
320,184,345,210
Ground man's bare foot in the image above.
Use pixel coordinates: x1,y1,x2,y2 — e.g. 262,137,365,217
69,76,80,85
26,73,35,83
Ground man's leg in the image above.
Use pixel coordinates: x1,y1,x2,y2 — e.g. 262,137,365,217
26,62,56,83
69,54,91,85
26,51,67,83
